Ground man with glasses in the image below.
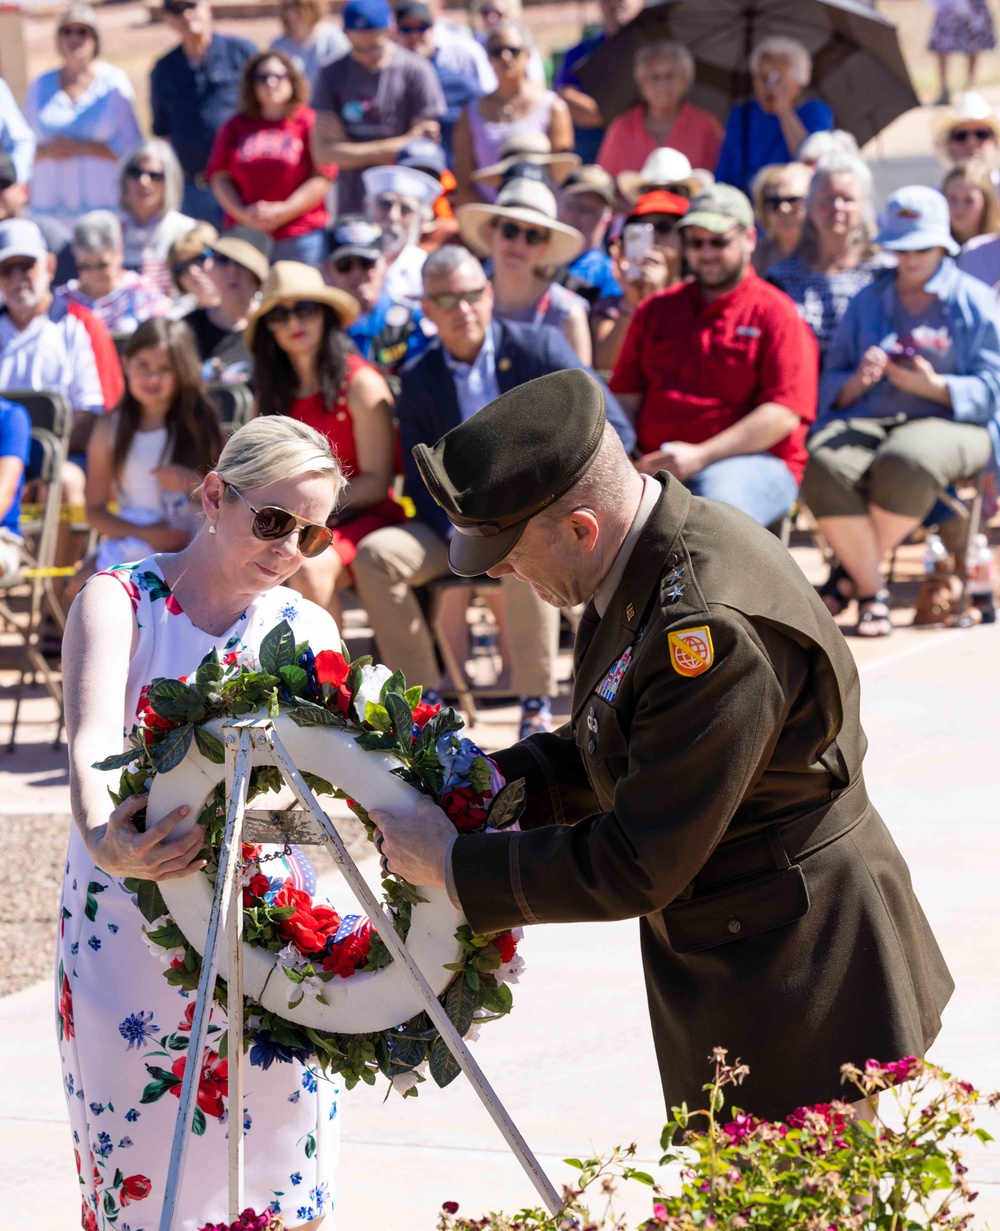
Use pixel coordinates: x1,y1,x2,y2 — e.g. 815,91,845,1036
352,244,634,740
150,0,255,224
610,184,818,528
323,214,433,372
394,0,484,161
311,0,445,214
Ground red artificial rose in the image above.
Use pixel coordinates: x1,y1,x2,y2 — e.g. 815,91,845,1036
442,1201,460,1215
322,924,372,978
169,1048,228,1120
440,786,492,834
411,701,441,728
135,684,182,745
313,649,354,716
493,932,517,964
273,885,342,955
82,1203,98,1231
59,971,75,1040
243,873,272,907
119,1175,152,1206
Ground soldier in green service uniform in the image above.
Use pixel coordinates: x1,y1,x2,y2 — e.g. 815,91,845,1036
370,368,954,1120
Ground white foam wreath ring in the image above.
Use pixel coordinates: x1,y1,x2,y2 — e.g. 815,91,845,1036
146,708,466,1033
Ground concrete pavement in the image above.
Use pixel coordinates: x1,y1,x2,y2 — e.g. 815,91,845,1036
3,617,999,1229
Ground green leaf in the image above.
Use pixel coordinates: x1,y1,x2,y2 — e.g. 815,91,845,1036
385,691,415,751
364,701,392,733
429,1035,461,1088
380,669,407,703
628,1170,655,1186
403,685,422,708
347,663,363,698
148,678,204,724
564,1158,584,1169
387,1028,430,1073
93,748,142,771
195,650,223,686
464,966,480,992
259,620,297,676
444,972,476,1037
415,706,463,754
354,731,398,753
193,726,226,764
469,756,493,796
302,771,334,796
150,724,194,774
123,879,168,925
146,920,185,948
278,664,308,696
287,704,343,728
191,1106,206,1136
487,778,526,831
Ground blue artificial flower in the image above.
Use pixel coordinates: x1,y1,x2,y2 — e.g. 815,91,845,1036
435,734,487,790
124,1108,140,1122
249,1032,311,1070
290,1172,302,1186
118,1010,160,1050
301,1069,318,1093
298,647,318,700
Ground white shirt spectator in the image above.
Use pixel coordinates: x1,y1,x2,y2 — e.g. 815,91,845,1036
120,208,196,295
0,307,104,414
383,243,428,305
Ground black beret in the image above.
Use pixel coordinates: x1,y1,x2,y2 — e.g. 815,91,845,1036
413,369,607,576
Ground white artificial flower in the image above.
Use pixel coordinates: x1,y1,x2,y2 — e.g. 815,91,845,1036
498,953,525,985
352,663,394,723
391,1070,420,1095
464,1020,482,1044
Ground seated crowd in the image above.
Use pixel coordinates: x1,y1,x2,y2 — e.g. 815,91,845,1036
2,0,999,740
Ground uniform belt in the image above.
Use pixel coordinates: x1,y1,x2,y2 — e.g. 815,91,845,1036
692,778,870,892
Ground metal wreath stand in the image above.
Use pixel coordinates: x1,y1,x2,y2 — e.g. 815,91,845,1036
157,715,562,1231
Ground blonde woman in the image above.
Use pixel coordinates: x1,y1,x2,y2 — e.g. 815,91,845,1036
942,159,1000,245
750,160,812,274
271,0,348,91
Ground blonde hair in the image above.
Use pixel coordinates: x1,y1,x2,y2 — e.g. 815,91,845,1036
941,159,1000,239
279,0,326,35
168,221,219,293
215,417,346,506
750,161,812,225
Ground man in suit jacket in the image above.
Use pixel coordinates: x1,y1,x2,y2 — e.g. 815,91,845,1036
370,369,953,1121
352,244,635,739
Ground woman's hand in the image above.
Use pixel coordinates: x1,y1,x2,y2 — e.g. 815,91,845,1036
38,134,80,160
635,440,706,481
856,345,889,389
141,521,190,552
616,246,672,309
244,200,287,231
86,793,207,881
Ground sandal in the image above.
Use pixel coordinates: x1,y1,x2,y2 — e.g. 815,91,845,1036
817,563,855,616
855,592,893,638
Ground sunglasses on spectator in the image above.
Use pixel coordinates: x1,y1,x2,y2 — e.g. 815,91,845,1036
225,483,333,557
126,166,166,183
399,21,432,33
0,258,37,276
255,69,290,84
77,259,112,272
764,194,805,210
163,0,199,13
59,23,94,37
425,286,488,310
949,127,995,142
634,218,678,237
332,255,378,274
265,301,323,328
496,219,549,245
374,193,419,215
684,233,739,251
488,44,524,57
173,249,212,277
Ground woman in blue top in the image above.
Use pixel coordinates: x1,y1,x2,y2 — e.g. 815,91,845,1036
715,36,833,193
801,186,1000,637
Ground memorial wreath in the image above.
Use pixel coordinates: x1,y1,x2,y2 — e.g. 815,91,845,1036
95,620,527,1099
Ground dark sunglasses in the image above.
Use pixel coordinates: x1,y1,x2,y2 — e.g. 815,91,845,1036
225,483,333,558
173,248,212,277
764,194,805,210
126,166,166,183
425,286,488,310
255,69,290,83
60,23,94,36
265,300,323,328
950,127,995,142
684,233,738,251
163,0,198,13
332,255,377,274
497,219,549,245
488,44,524,57
649,218,677,236
399,22,431,33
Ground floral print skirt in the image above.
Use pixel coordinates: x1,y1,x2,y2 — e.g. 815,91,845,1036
929,0,996,54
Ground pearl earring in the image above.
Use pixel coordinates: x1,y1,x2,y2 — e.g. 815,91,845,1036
209,524,217,535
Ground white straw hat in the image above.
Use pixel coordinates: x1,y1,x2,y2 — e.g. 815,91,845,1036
471,132,581,189
457,177,585,266
617,147,708,205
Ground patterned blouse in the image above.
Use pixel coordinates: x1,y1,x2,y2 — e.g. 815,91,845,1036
767,252,895,357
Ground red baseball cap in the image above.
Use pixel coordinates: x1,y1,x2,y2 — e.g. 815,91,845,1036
626,190,690,222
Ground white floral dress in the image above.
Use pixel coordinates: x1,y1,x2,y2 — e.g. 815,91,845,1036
57,557,342,1231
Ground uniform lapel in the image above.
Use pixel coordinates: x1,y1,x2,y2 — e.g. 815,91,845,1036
571,477,690,725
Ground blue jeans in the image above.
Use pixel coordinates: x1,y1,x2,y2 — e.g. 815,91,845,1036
181,179,223,227
685,454,799,526
269,229,328,264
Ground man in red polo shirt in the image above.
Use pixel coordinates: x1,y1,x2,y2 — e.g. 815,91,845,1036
610,182,818,526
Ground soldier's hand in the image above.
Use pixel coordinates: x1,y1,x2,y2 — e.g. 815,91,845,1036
370,795,454,887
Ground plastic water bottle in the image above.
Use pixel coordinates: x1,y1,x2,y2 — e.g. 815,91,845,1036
923,532,949,576
965,533,997,623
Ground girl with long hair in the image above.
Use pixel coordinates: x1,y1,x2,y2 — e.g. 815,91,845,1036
68,316,224,599
249,261,403,622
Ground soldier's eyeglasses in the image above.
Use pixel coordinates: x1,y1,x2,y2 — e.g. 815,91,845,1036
225,483,333,557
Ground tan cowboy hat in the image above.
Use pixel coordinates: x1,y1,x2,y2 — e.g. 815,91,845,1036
245,262,360,349
617,147,709,205
471,132,581,189
933,92,1000,161
457,177,585,266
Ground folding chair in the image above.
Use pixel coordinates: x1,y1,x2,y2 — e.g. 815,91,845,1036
207,382,253,432
2,388,71,443
0,426,66,748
